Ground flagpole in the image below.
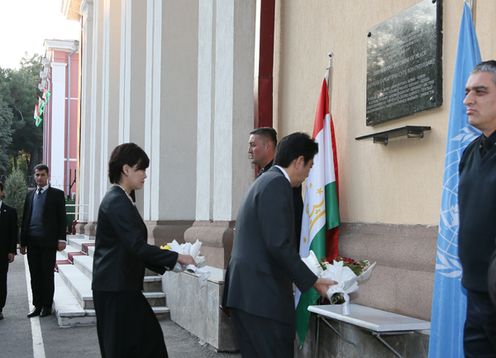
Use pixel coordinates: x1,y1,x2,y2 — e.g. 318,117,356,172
465,0,476,22
326,52,333,108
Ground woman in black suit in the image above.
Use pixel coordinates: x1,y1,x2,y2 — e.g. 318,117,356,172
92,143,194,358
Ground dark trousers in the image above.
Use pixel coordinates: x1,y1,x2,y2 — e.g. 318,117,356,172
464,290,496,358
230,308,294,358
27,244,56,309
93,290,168,358
0,260,8,310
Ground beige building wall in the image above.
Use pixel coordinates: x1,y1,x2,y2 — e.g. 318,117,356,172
274,0,496,226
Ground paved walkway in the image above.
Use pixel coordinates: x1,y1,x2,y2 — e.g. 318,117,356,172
0,256,240,358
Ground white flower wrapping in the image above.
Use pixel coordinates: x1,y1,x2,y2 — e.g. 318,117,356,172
302,250,376,302
165,239,206,273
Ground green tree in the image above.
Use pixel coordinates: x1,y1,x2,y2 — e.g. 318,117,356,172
4,168,27,226
8,55,43,172
0,55,43,176
0,95,13,176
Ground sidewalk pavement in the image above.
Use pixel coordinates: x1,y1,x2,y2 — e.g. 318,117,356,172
0,254,240,358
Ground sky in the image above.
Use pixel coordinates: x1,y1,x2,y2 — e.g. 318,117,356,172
0,0,80,69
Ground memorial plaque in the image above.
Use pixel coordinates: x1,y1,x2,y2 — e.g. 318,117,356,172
366,0,442,126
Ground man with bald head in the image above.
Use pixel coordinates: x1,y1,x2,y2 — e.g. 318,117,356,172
459,60,496,357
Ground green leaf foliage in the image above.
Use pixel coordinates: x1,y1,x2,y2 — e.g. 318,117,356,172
0,54,43,176
4,168,27,225
0,95,13,175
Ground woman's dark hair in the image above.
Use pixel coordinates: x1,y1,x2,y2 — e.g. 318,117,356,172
108,143,149,184
274,132,318,167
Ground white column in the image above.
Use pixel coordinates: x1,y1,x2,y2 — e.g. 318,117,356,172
143,0,198,222
50,62,67,190
119,0,146,144
143,0,162,221
99,0,121,200
78,0,94,222
196,0,214,221
87,0,104,222
159,0,198,220
186,0,255,267
212,0,255,220
119,0,131,143
195,0,256,222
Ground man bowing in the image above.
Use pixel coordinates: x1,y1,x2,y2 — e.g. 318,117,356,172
223,132,335,358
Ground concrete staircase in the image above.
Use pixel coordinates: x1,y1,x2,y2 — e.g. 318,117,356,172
53,234,170,327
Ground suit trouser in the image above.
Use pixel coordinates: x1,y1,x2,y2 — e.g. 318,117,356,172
464,290,496,358
27,244,56,308
231,308,294,358
0,260,8,310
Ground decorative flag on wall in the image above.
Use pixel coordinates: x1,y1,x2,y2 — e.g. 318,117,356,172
33,104,42,127
428,4,481,358
34,90,50,127
295,78,340,344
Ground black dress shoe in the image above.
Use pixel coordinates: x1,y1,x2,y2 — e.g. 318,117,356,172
27,307,42,318
0,311,3,320
40,307,52,317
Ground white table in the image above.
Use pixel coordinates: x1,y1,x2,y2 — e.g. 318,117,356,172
308,304,430,358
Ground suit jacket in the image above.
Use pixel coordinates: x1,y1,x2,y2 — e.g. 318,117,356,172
0,202,18,261
223,167,317,324
258,160,304,248
92,185,178,292
20,186,66,247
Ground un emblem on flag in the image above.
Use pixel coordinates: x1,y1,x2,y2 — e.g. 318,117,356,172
436,127,479,279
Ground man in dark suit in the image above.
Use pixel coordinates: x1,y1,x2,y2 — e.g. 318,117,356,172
459,61,496,356
0,182,18,320
20,164,67,318
224,132,335,357
248,127,304,250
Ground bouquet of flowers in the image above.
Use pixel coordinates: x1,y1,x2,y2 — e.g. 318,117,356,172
302,251,376,314
160,239,206,273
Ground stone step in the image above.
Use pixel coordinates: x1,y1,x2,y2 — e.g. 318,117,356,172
87,245,95,257
60,244,86,264
58,264,93,309
144,291,166,307
59,244,84,258
144,275,163,292
72,255,93,280
69,233,93,241
58,263,167,309
72,255,163,291
54,272,96,327
54,271,169,327
56,251,71,266
67,234,95,254
152,306,170,320
81,242,95,255
67,236,95,253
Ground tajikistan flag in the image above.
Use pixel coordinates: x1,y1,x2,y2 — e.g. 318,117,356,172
295,78,340,344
